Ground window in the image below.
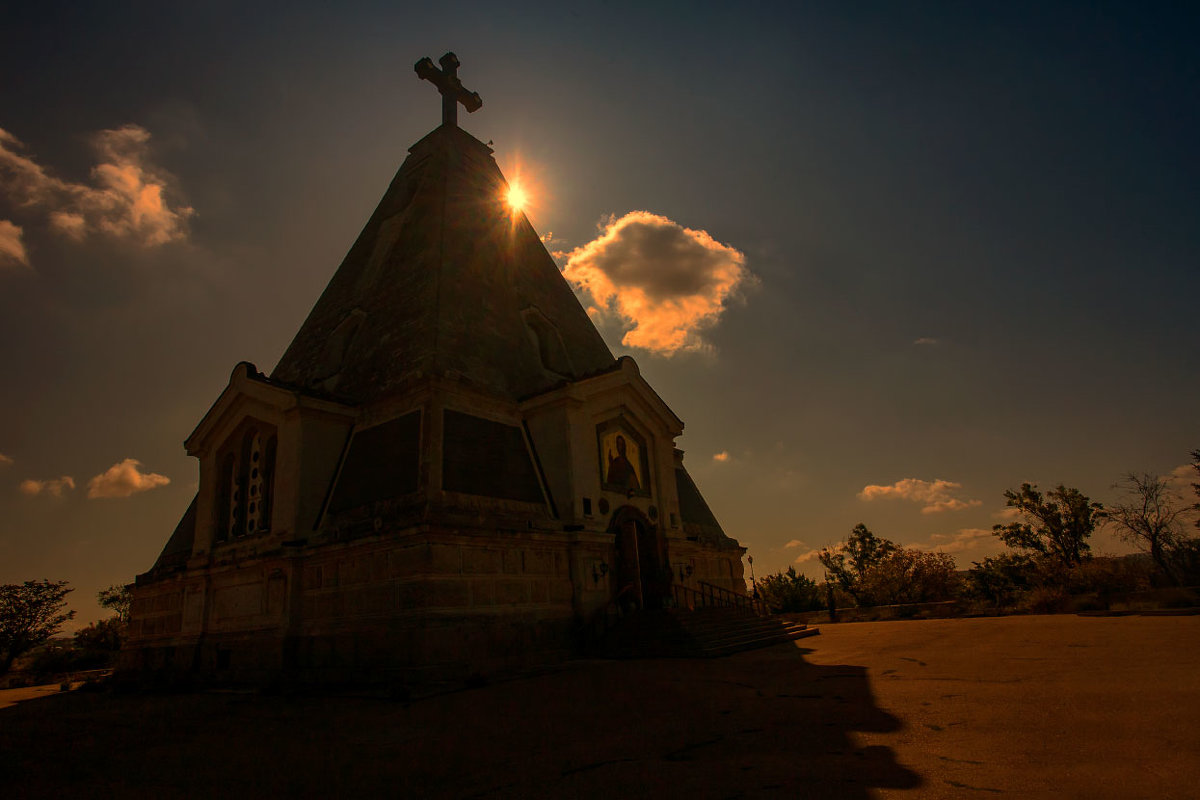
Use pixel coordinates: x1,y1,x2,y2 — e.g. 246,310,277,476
216,421,277,541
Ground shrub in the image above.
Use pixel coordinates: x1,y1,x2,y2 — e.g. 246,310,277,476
857,549,961,606
1021,586,1072,614
756,567,824,613
965,553,1039,607
1068,556,1152,599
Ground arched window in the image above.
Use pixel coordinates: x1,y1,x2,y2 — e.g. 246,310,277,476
215,421,277,542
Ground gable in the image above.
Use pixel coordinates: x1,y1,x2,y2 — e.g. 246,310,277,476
185,362,354,457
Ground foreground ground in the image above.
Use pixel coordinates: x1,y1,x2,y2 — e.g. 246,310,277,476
1,615,1197,798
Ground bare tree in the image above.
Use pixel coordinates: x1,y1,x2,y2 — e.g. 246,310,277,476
1107,473,1190,585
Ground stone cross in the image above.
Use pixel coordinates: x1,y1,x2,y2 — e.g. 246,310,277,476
414,52,483,129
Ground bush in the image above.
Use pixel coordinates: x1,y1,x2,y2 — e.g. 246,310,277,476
965,553,1039,607
27,643,98,676
1170,540,1200,586
856,549,961,606
1154,587,1200,609
1021,586,1072,614
1068,556,1152,600
756,567,824,613
74,618,124,652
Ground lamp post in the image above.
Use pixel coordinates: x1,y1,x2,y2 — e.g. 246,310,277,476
748,555,757,599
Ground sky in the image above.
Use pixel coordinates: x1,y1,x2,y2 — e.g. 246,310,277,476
2,1,1197,627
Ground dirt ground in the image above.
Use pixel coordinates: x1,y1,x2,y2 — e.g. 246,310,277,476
1,614,1197,799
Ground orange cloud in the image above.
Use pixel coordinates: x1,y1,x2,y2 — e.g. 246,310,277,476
1164,464,1196,499
0,125,193,254
562,211,750,355
19,476,76,497
793,546,833,564
0,453,12,465
0,219,27,267
916,528,994,554
712,451,730,463
783,539,805,549
86,458,170,499
858,478,981,514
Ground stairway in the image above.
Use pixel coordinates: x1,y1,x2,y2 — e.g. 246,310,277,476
598,606,819,659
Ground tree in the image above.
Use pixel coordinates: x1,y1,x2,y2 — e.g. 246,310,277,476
818,524,898,601
73,584,133,656
1106,473,1191,585
756,567,823,613
856,549,961,606
1191,449,1200,529
74,617,123,653
98,584,132,623
992,483,1103,568
0,580,74,674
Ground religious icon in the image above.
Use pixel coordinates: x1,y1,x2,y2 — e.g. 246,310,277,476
598,424,648,495
606,434,640,490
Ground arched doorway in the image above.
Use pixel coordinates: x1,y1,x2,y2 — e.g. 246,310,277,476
609,506,669,611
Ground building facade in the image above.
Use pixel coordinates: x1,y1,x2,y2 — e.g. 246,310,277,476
122,83,746,685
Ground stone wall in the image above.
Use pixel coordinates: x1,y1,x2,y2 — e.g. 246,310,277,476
122,526,618,686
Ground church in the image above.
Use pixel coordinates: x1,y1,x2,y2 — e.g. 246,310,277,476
121,54,754,685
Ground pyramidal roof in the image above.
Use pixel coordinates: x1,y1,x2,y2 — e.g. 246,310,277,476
271,123,615,404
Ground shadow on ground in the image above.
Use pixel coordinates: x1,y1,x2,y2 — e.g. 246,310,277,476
0,644,920,798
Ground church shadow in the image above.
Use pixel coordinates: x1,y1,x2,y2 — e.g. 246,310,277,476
416,640,924,798
0,644,922,798
703,641,924,796
548,642,925,798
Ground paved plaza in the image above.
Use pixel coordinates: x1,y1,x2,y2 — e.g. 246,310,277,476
1,614,1196,798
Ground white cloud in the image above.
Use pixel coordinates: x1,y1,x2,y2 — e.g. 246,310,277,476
858,478,982,514
86,458,170,499
712,451,730,463
0,125,193,255
793,548,826,564
1164,464,1196,499
0,219,28,267
923,497,982,514
916,528,994,554
19,476,76,497
562,211,751,355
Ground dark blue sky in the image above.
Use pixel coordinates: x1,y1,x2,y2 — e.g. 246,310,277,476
2,1,1197,623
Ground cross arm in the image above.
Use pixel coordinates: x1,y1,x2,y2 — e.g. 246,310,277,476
414,52,483,127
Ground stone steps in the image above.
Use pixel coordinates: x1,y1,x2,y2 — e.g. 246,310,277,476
598,607,819,659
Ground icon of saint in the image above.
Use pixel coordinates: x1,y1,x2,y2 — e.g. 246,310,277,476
606,434,640,490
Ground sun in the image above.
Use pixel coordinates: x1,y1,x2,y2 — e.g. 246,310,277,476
506,181,529,214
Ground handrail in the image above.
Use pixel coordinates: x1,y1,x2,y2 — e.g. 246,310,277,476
674,580,770,617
